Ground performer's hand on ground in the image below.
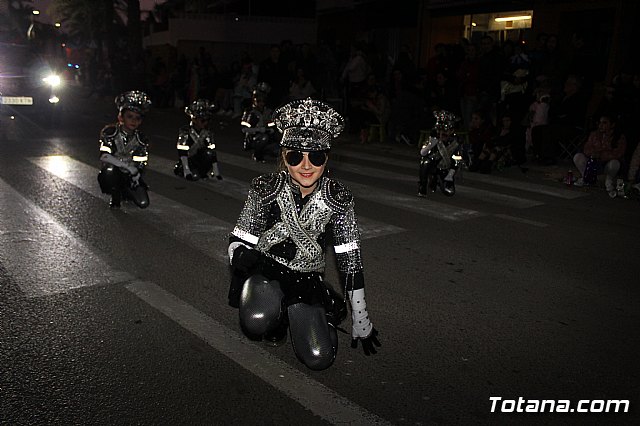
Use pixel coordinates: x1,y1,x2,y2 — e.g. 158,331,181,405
351,328,381,356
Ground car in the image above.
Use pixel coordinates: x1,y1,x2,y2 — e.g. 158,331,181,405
0,40,64,122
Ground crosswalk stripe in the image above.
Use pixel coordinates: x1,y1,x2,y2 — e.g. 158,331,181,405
0,176,134,297
336,148,586,199
28,155,231,264
0,171,389,422
492,214,549,228
181,148,484,222
146,155,405,240
127,281,391,426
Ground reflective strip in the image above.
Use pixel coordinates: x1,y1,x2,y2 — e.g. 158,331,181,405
232,227,259,245
240,121,251,127
334,241,359,254
207,143,216,149
177,144,190,151
452,154,463,160
267,122,276,127
99,146,112,153
133,155,148,162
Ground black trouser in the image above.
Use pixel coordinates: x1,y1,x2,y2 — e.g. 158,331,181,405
97,166,149,208
175,148,217,177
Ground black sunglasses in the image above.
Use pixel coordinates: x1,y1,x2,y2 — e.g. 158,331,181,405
284,150,328,167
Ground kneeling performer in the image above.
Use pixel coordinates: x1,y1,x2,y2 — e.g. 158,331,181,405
228,98,381,371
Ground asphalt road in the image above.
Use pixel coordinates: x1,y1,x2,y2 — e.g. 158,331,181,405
1,85,638,425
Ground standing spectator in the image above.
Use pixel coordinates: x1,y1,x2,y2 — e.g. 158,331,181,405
476,35,504,119
288,68,316,101
426,43,452,83
341,45,370,115
526,89,551,152
258,45,290,109
457,43,480,131
232,62,258,118
533,75,588,165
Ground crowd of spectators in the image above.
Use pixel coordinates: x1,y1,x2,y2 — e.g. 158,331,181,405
81,32,640,186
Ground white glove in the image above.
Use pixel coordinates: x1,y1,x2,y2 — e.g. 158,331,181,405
445,169,455,182
180,157,192,178
127,165,139,176
348,288,373,339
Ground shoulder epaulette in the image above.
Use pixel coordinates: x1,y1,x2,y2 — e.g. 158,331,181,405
251,172,284,203
100,125,118,139
322,177,354,213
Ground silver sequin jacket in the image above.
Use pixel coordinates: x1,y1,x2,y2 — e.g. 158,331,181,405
229,171,364,288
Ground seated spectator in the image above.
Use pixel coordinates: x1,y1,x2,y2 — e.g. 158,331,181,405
356,85,391,143
573,114,627,198
470,113,525,173
626,139,640,192
467,110,495,166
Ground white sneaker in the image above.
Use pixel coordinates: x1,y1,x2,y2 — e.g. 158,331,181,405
608,189,617,199
574,177,585,187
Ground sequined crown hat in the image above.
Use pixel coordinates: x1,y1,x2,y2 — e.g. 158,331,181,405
273,98,345,151
433,110,458,131
115,90,152,114
185,99,216,118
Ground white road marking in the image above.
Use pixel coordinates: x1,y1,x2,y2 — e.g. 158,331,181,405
126,281,391,426
336,148,585,199
29,155,231,264
0,177,134,297
492,214,549,228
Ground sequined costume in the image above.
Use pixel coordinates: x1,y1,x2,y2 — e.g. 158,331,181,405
228,98,380,370
241,83,280,162
418,110,462,197
97,91,151,208
174,99,222,180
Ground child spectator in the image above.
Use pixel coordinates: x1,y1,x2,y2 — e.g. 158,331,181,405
526,89,551,151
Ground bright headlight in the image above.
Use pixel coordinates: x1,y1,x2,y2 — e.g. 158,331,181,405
43,74,61,87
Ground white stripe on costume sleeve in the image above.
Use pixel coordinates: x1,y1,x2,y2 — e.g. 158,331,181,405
232,227,259,245
334,241,359,254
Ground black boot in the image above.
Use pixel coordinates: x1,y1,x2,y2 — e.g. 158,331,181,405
109,191,121,208
263,321,288,347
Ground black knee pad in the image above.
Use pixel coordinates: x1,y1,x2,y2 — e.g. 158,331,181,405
288,303,337,371
239,275,284,337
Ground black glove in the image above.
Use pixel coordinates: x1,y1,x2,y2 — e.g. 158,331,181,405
231,245,261,272
351,328,381,356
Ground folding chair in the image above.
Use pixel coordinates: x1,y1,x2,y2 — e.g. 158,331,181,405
558,127,587,160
